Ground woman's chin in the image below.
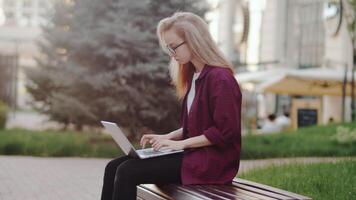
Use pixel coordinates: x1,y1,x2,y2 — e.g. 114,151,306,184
177,60,189,65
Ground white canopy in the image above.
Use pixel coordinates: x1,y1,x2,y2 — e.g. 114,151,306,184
237,67,356,96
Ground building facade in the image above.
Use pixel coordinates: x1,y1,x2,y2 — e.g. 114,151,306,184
0,0,52,108
256,0,353,123
209,0,354,127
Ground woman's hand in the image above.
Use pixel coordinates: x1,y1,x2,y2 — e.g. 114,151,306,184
151,139,186,151
140,134,170,148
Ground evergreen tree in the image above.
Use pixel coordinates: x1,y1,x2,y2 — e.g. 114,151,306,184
26,0,208,134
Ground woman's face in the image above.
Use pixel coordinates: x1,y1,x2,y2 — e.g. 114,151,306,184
162,29,192,65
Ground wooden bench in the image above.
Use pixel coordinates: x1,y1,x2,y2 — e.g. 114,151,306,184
137,178,312,200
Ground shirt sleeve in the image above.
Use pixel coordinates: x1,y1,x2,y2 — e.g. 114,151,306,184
203,78,242,148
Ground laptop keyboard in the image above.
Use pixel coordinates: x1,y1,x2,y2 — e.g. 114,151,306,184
139,148,171,155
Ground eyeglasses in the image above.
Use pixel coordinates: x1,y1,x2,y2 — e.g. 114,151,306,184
166,41,185,55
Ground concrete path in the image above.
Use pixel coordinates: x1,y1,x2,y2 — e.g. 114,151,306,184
0,156,354,200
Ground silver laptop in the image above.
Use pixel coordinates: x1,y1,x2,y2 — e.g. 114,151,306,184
101,121,183,159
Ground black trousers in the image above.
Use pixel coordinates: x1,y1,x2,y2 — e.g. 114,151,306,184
100,153,183,200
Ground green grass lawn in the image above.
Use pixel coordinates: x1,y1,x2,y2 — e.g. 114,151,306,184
241,122,356,159
239,160,356,200
0,128,124,158
0,122,356,158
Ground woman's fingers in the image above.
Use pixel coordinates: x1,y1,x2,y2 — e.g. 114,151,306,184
154,143,166,151
140,134,155,148
152,139,170,151
141,134,163,148
149,138,156,144
151,137,163,147
140,137,145,147
140,136,146,147
152,140,160,148
140,134,147,145
141,134,169,149
152,140,160,149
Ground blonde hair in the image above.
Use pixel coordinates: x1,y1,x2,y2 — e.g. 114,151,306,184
157,12,234,99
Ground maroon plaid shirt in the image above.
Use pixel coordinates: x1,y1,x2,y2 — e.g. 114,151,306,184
180,65,242,185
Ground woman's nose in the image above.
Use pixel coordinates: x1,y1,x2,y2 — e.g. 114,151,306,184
169,54,177,60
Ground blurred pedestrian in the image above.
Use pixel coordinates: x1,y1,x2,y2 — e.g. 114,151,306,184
259,114,282,134
276,112,291,131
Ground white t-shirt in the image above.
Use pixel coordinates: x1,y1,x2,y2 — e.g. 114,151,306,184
187,72,201,114
276,115,291,130
259,120,282,134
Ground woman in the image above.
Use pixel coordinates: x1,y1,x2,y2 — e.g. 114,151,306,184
101,12,242,200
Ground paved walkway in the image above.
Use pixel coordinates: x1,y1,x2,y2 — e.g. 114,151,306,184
0,156,354,200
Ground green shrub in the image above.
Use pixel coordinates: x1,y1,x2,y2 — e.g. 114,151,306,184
241,122,356,159
3,141,25,155
0,101,7,129
0,129,123,158
332,126,356,144
1,122,356,158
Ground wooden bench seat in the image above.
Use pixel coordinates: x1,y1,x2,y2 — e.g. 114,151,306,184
137,178,312,200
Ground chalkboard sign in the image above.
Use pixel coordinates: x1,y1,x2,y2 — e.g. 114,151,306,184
297,109,318,128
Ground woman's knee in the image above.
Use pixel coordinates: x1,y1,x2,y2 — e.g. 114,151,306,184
105,155,130,174
114,159,139,182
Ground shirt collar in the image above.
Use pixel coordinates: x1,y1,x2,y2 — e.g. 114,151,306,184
196,64,213,82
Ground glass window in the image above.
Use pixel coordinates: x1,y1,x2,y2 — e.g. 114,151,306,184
38,0,48,9
3,0,15,7
297,1,325,68
23,0,32,8
3,11,16,26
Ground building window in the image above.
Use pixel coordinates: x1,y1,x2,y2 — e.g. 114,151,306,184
23,0,33,8
297,1,325,68
18,11,32,27
4,11,16,26
3,0,15,8
38,0,49,9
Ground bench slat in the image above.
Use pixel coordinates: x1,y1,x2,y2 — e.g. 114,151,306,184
184,186,232,200
139,184,205,200
223,186,278,200
174,185,220,199
233,182,293,199
172,184,269,200
208,185,274,200
234,178,312,200
137,185,173,200
195,185,247,200
137,178,312,200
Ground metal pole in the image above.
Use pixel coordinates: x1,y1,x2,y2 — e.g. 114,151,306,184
13,40,19,111
341,64,348,122
351,53,356,121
